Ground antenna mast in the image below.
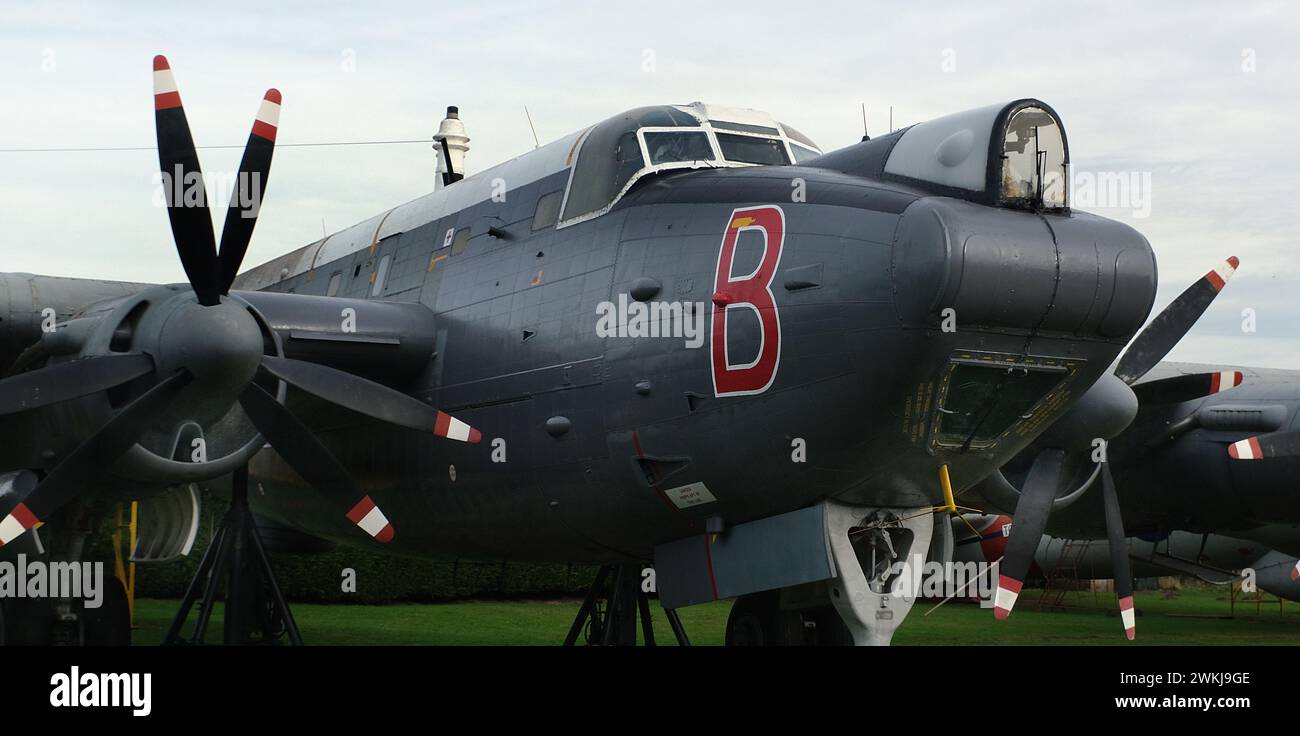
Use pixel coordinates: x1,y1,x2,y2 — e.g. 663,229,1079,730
524,107,540,149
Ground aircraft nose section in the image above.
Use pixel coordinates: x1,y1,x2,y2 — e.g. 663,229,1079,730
892,198,1157,338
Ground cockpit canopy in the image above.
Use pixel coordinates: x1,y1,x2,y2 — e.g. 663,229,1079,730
559,102,822,226
882,99,1070,210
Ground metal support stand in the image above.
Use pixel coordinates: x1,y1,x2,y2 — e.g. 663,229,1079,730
163,466,302,645
823,500,934,646
563,564,689,646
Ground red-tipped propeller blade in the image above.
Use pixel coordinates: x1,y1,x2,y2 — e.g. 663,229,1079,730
259,355,481,443
1099,460,1136,639
237,383,396,543
217,89,281,295
994,449,1064,620
0,370,191,549
1226,430,1300,461
154,55,221,306
1131,370,1243,405
1114,256,1239,385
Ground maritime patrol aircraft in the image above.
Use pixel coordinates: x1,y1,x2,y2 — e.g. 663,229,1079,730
956,517,1300,606
0,55,1170,645
966,356,1300,628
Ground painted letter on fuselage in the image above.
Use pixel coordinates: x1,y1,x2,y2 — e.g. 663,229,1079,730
711,205,784,397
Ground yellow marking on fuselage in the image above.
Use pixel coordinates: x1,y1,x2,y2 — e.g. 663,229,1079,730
566,126,594,166
428,254,449,272
368,208,397,256
731,216,755,228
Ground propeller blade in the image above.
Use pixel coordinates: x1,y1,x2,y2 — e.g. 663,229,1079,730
1291,559,1299,582
1131,370,1243,405
0,370,191,548
259,355,481,443
237,382,395,543
1099,460,1136,640
0,354,154,416
217,89,281,295
153,55,220,306
1226,430,1300,460
994,448,1064,620
1114,256,1239,385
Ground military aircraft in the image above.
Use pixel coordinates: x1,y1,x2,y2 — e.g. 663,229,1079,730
953,515,1300,607
965,355,1300,628
0,55,1184,646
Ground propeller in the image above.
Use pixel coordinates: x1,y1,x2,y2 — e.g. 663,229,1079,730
992,449,1062,619
1114,256,1239,384
0,56,480,550
0,354,154,416
0,371,192,545
992,256,1242,638
1098,458,1135,639
154,56,221,306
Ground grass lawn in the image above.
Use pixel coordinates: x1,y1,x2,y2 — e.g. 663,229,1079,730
129,588,1300,646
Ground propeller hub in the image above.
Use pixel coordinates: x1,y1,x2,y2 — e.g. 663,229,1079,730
1038,372,1139,451
156,297,263,392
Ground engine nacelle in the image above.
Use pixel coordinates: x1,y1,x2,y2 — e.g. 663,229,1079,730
14,285,438,492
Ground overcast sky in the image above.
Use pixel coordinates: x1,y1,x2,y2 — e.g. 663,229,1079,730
2,1,1297,367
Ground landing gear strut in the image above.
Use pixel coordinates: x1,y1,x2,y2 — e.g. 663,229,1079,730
563,564,690,646
824,501,934,646
163,466,302,645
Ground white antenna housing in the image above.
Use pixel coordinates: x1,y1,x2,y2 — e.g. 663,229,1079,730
434,106,470,186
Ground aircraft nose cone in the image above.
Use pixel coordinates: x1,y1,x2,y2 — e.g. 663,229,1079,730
892,198,1156,338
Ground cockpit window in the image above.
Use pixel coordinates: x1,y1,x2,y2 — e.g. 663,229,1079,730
1000,106,1067,209
709,119,781,136
644,131,713,165
790,144,821,163
717,133,790,165
561,107,663,222
880,99,1071,210
780,122,818,150
613,131,643,193
560,104,820,226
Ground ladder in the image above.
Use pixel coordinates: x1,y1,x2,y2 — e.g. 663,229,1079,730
1034,539,1091,610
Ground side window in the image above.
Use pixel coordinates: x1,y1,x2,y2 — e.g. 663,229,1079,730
532,191,563,231
450,227,471,256
326,272,342,297
370,255,391,297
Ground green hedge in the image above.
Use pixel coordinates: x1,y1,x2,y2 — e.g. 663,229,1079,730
87,492,598,603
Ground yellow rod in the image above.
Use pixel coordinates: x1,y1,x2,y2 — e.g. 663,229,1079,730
939,464,957,513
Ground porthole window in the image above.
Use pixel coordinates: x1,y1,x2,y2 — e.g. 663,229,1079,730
326,272,342,297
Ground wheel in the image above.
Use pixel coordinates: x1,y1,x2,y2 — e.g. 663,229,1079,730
0,597,54,645
805,605,856,646
80,576,132,646
725,591,806,646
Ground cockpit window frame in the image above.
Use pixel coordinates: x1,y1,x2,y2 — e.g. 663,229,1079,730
880,98,1071,213
556,106,821,229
